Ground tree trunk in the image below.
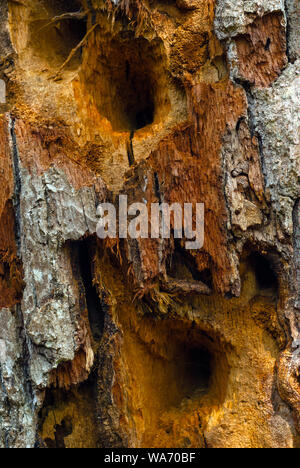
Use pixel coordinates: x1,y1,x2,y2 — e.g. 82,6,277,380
0,0,299,448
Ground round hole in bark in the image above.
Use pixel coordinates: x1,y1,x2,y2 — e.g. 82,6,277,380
165,326,229,407
136,317,228,410
81,33,171,132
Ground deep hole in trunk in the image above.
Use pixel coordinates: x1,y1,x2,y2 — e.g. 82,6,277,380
81,33,170,132
110,312,230,448
168,242,212,288
249,252,278,291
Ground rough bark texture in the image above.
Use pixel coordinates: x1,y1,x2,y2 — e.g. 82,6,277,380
0,0,299,448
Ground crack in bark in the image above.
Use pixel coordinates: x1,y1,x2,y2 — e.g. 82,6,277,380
9,117,22,257
15,304,35,410
127,131,135,167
